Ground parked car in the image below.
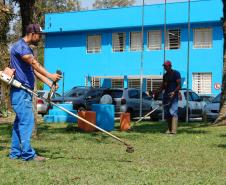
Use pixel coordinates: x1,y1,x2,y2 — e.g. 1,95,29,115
102,88,153,118
37,90,61,116
199,95,214,104
51,86,106,111
203,93,221,121
151,89,206,121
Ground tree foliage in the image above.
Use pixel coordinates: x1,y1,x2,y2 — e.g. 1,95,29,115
93,0,135,9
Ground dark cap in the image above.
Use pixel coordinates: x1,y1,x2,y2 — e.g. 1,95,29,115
26,24,43,34
163,60,172,66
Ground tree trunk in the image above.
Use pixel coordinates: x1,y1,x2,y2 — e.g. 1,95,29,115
214,0,226,125
18,0,35,36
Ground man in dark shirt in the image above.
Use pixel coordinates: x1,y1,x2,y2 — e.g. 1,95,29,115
9,24,61,161
158,60,181,134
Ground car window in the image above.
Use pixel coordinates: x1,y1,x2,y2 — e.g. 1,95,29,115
183,92,193,101
212,94,221,103
128,90,139,99
66,89,89,97
142,92,150,99
87,90,103,98
37,92,45,97
104,90,123,98
190,92,201,101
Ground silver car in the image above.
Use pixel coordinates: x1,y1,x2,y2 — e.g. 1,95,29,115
203,93,221,121
37,90,61,116
103,88,153,118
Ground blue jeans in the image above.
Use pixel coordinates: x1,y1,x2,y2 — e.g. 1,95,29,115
164,98,178,119
10,87,36,160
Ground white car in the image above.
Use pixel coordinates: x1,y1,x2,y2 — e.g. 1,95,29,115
203,93,221,121
151,89,206,121
37,90,61,116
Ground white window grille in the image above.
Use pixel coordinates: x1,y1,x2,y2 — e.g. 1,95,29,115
111,79,124,88
146,79,162,92
91,77,101,87
128,79,140,88
112,32,126,52
166,29,180,49
192,73,212,94
87,35,101,53
147,30,162,50
130,32,142,51
194,28,212,48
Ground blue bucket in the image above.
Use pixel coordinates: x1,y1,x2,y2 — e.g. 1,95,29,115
91,104,115,131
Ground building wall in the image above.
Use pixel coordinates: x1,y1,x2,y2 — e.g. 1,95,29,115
44,0,223,96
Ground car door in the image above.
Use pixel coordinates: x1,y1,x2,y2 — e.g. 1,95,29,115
190,91,203,116
128,89,140,113
141,92,152,113
85,89,104,109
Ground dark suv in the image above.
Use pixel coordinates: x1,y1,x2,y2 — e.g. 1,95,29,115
51,87,105,111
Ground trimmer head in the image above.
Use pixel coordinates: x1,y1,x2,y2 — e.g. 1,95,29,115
126,145,134,153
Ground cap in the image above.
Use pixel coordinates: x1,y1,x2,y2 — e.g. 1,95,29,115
26,24,43,34
163,60,172,66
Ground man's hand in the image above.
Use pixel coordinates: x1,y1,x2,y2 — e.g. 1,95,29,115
169,91,175,99
50,73,62,82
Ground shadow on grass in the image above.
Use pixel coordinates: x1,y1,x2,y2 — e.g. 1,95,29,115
0,124,12,136
217,144,226,149
128,121,210,134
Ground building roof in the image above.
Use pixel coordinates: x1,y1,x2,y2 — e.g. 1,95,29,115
44,0,222,33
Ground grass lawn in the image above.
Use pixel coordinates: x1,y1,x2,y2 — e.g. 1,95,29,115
0,120,226,185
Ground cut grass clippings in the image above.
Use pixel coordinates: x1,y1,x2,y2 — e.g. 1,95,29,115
0,121,226,185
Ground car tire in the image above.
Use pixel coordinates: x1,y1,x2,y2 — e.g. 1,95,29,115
77,106,86,112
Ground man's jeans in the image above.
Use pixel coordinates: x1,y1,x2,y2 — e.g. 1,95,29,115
164,98,178,119
10,87,36,160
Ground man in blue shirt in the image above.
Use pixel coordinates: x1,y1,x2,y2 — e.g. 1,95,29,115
9,23,61,161
157,61,181,135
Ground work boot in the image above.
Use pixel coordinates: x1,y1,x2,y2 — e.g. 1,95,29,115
165,118,172,134
171,116,178,134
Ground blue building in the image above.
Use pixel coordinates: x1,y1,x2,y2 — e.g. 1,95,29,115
44,0,223,96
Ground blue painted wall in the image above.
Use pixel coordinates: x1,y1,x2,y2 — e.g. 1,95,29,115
44,0,223,96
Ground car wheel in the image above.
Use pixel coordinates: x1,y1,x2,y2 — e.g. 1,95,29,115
77,106,86,112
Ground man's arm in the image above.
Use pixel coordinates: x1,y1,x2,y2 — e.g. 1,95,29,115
21,54,61,82
34,70,52,87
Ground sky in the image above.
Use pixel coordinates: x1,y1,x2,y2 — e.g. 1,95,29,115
81,0,194,9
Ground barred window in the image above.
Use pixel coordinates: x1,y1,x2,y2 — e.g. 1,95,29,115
130,32,142,51
91,77,101,87
146,78,162,92
87,35,101,53
194,28,212,48
166,29,180,49
147,30,162,50
192,73,212,94
112,32,126,52
128,79,140,88
111,79,124,88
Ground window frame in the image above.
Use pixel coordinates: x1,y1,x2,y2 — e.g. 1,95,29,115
86,34,102,53
130,31,142,51
165,28,181,50
193,28,213,49
147,30,162,50
112,32,126,52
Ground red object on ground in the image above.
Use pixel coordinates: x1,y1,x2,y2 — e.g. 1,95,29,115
78,111,96,132
120,113,130,131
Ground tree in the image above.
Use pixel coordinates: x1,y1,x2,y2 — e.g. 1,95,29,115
0,1,14,116
214,0,226,125
93,0,135,9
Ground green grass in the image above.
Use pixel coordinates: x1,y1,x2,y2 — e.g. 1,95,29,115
0,121,226,185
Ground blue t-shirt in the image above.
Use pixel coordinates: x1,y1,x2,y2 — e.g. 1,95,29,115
10,39,35,89
163,70,181,103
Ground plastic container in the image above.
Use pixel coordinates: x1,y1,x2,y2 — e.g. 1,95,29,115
91,104,115,131
78,111,96,132
120,113,130,131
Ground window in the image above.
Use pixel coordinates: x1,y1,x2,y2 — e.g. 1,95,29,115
87,35,101,53
166,29,180,49
146,78,162,92
111,79,124,88
112,32,126,52
128,79,140,88
130,32,142,51
128,90,139,99
91,77,101,87
192,73,212,94
194,28,212,48
147,30,162,50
